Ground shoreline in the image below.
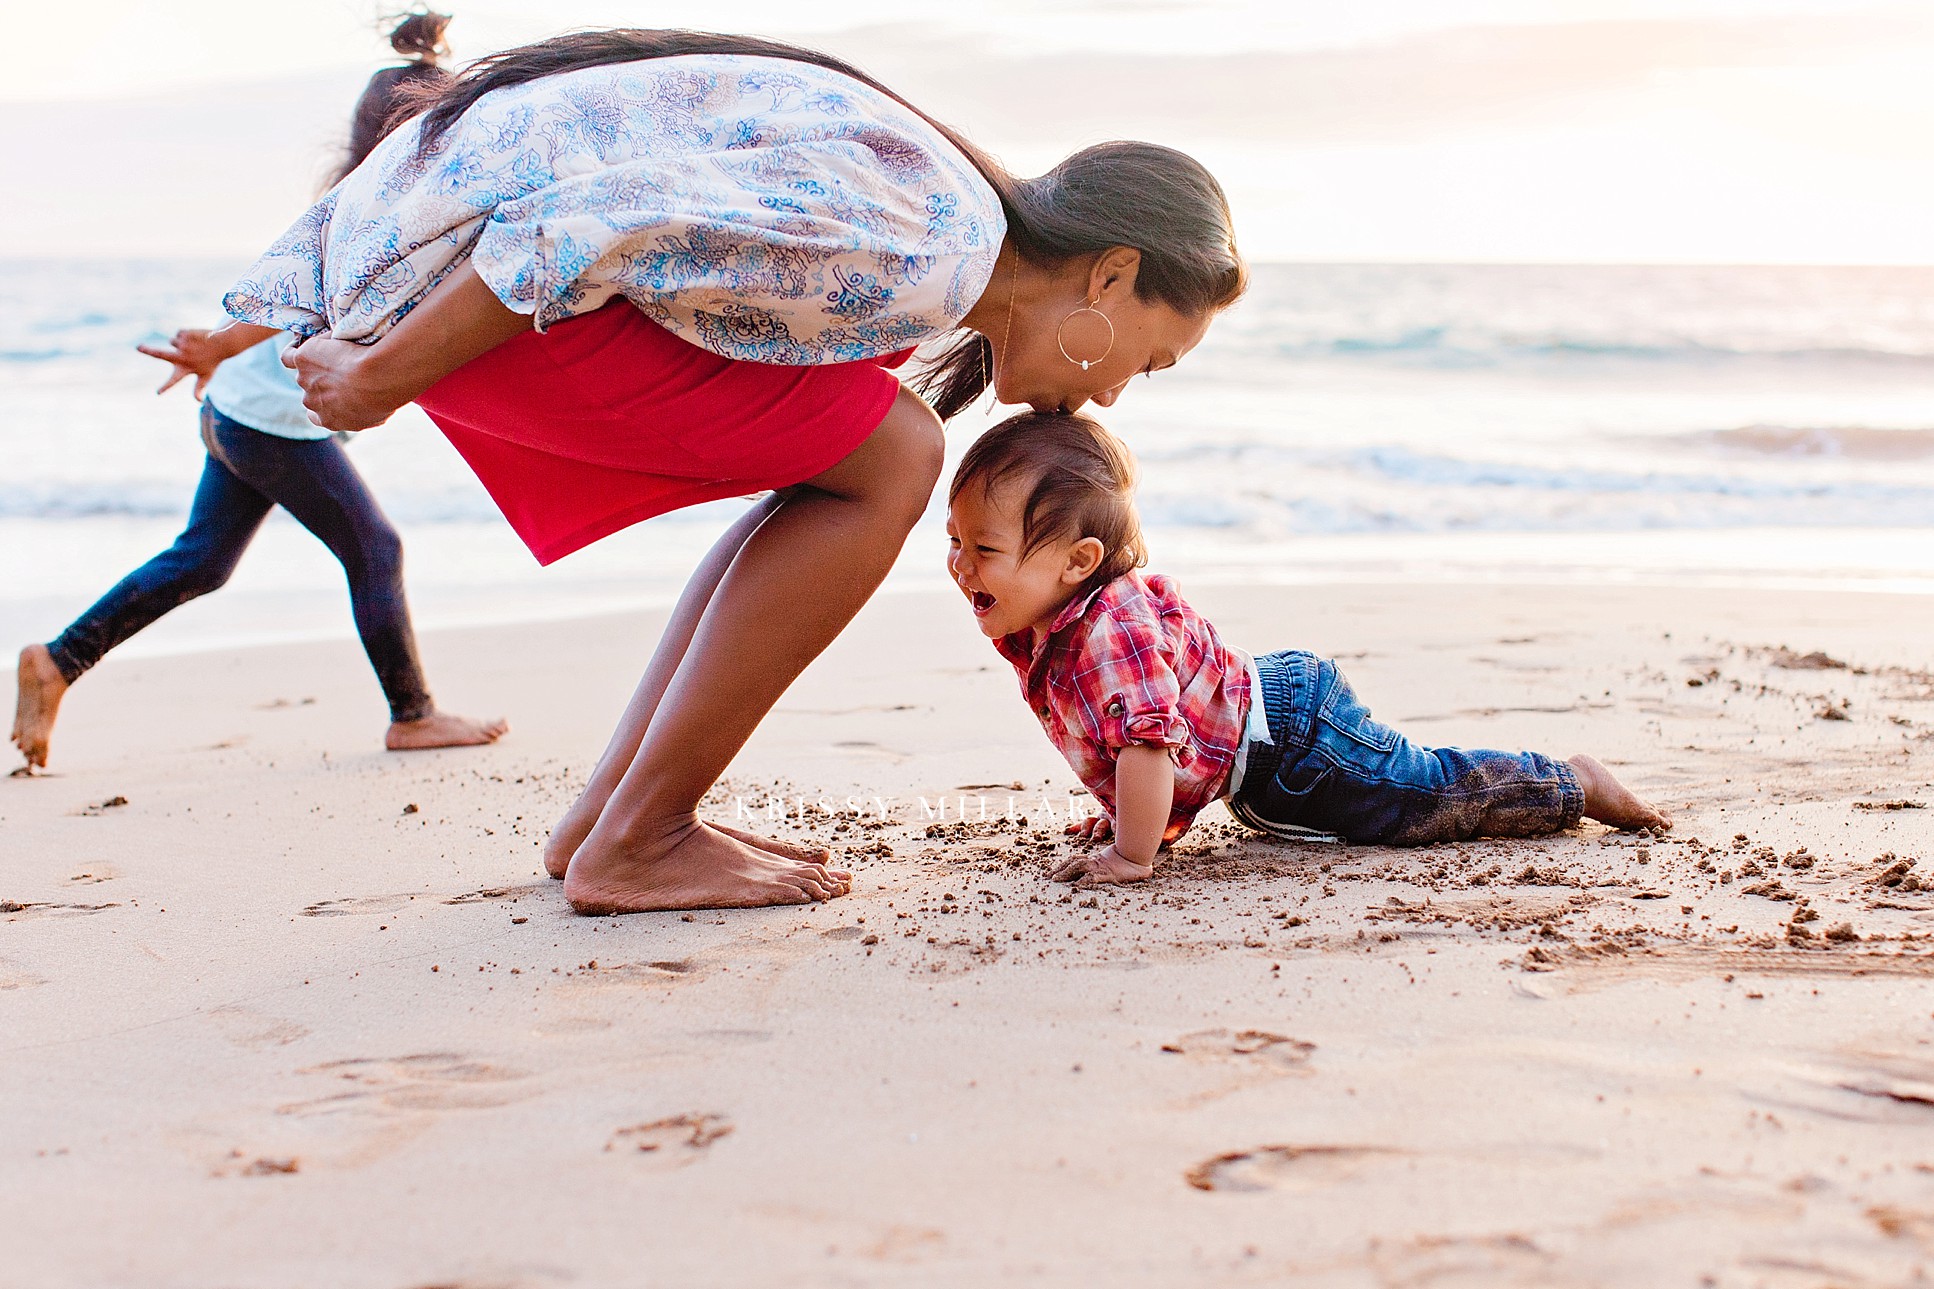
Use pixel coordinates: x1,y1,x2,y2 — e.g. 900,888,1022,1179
5,580,1933,1284
9,532,1934,670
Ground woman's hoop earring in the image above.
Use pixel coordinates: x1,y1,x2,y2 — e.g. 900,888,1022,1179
1056,300,1115,372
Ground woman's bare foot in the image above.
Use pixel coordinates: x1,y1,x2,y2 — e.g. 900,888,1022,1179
543,809,836,880
1568,754,1672,832
543,797,604,878
385,710,509,751
562,817,852,914
11,645,69,771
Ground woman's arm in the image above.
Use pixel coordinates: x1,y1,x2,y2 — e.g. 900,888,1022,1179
137,322,280,398
1051,743,1175,887
281,261,532,431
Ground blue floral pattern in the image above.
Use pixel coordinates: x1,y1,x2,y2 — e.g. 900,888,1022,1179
224,54,1006,365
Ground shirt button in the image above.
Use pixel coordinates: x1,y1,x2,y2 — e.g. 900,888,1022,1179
1106,700,1124,717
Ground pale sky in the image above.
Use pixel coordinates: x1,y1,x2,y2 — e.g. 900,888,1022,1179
3,0,1930,262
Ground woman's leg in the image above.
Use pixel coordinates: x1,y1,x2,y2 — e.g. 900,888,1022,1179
561,388,944,914
208,416,507,750
12,438,273,769
543,491,825,878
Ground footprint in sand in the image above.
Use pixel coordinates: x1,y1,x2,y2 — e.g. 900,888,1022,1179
1161,1028,1316,1072
206,1004,311,1051
556,959,702,992
300,894,415,918
278,1052,530,1118
0,957,47,991
830,739,911,762
1740,1048,1934,1129
443,883,546,905
1821,1050,1934,1115
1359,1232,1554,1288
210,1152,301,1178
1185,1144,1399,1193
206,1052,533,1174
604,1113,733,1168
0,899,119,919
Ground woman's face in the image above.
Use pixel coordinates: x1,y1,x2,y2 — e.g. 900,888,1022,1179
991,249,1215,414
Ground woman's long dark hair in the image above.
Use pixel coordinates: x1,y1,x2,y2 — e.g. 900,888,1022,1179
405,29,1247,418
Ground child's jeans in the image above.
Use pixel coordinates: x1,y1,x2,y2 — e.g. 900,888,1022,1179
1229,650,1583,845
45,404,434,723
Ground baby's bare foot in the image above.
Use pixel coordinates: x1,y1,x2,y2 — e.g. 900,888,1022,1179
385,710,509,751
563,818,851,914
1568,754,1672,832
12,645,69,770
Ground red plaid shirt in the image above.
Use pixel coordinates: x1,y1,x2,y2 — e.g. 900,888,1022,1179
994,571,1250,840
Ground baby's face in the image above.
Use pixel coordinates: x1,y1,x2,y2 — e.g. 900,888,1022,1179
946,481,1089,640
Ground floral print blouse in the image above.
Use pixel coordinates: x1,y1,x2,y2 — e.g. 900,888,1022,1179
224,54,1006,365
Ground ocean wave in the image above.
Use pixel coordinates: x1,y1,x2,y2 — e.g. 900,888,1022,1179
1679,425,1934,461
0,483,510,524
1228,331,1934,370
1132,444,1934,535
0,483,190,520
1197,263,1934,371
0,483,764,526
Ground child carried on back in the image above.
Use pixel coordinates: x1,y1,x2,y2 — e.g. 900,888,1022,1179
945,412,1671,887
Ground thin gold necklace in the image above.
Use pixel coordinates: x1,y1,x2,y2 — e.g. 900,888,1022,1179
984,248,1017,411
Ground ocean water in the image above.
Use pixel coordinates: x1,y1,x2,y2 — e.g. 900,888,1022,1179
2,259,1931,658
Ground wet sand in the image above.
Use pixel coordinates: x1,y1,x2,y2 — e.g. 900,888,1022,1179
4,581,1933,1287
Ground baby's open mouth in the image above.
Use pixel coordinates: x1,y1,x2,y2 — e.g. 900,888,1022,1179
971,590,996,615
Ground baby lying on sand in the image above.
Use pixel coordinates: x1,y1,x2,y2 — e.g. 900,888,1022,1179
946,412,1670,887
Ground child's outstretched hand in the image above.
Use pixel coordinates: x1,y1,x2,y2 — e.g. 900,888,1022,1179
137,328,239,398
1049,844,1153,888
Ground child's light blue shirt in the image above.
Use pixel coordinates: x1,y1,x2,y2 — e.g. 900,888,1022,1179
202,333,331,441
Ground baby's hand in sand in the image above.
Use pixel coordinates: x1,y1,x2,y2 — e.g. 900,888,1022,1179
1065,813,1114,842
283,337,401,432
1049,844,1152,888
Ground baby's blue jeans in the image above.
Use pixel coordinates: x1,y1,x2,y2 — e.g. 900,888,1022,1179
1229,650,1583,845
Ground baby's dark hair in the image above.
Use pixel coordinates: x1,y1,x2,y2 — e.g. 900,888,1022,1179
949,412,1147,597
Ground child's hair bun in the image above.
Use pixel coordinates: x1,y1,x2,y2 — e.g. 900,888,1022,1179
387,9,453,64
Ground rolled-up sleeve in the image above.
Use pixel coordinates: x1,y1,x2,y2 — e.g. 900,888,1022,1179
1070,607,1193,764
221,193,339,337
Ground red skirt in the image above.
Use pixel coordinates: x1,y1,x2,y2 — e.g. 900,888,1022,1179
417,302,911,565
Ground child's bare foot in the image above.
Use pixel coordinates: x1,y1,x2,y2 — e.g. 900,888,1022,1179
563,817,852,914
1568,754,1672,832
385,710,509,751
11,645,69,771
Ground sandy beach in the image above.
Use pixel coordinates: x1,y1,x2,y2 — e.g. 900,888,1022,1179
4,579,1933,1286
